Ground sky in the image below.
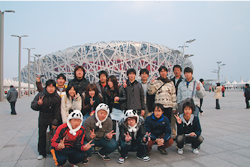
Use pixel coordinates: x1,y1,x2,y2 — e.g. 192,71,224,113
1,1,250,82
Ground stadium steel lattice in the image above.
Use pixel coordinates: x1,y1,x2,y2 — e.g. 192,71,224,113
21,41,193,84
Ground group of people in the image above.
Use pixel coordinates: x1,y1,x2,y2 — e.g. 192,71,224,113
30,65,205,167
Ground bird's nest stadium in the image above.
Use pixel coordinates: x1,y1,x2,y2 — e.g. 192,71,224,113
21,41,193,84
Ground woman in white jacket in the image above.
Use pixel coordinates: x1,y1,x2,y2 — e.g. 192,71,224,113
61,83,82,123
214,83,222,109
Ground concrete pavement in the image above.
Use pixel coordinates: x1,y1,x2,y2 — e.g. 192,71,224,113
0,91,250,167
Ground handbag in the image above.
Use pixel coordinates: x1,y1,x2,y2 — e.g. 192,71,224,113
178,81,196,114
147,82,166,112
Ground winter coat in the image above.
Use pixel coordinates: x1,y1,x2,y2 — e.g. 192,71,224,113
61,93,82,123
95,81,107,97
31,89,62,124
68,78,90,96
147,79,177,110
144,114,171,142
245,87,250,98
36,81,67,98
118,117,146,145
84,115,113,141
177,78,206,107
176,114,202,137
81,93,103,116
171,76,183,95
214,86,222,99
7,87,18,102
103,86,126,112
51,123,88,151
125,80,146,110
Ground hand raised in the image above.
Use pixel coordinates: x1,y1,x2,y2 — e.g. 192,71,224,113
83,140,95,150
58,137,65,149
143,132,151,142
151,76,156,83
124,132,132,142
141,110,145,117
106,130,116,139
174,114,182,124
196,81,200,91
90,98,95,105
123,80,127,88
37,96,44,105
90,129,96,139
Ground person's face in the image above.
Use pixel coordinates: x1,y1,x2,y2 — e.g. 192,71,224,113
153,106,164,119
99,74,107,84
201,81,204,85
46,84,56,94
127,117,137,127
184,72,193,81
140,72,149,82
128,73,136,82
69,118,81,129
174,68,182,78
89,90,95,98
57,77,66,87
76,69,84,79
159,69,168,78
97,110,108,121
68,87,76,97
184,106,192,117
108,79,114,89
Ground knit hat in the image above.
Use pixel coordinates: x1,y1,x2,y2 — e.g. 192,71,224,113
67,110,83,136
124,110,139,132
95,103,110,128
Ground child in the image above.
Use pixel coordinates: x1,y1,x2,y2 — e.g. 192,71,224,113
174,101,203,155
61,83,82,124
144,103,173,155
84,103,117,161
51,110,93,167
118,110,150,164
82,83,103,124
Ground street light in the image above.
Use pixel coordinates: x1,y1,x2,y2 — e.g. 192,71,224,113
11,35,28,98
0,10,15,101
23,48,35,96
178,39,196,73
212,61,226,83
34,54,42,74
31,56,37,94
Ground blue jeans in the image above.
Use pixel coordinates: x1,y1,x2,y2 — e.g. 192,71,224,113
10,101,16,114
82,113,90,126
91,137,117,156
55,147,87,165
119,137,146,158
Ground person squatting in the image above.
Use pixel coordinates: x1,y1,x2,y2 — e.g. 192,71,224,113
31,65,205,166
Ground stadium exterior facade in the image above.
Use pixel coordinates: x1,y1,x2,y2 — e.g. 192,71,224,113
21,41,193,84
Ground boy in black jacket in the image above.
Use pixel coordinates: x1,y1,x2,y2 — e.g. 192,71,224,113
118,110,150,164
174,101,203,155
144,103,173,155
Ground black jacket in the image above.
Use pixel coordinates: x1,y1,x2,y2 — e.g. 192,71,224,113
31,89,62,124
103,86,127,112
125,80,146,110
95,81,107,97
68,78,90,96
171,76,183,95
244,87,250,98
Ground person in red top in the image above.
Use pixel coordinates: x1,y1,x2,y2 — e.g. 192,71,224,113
221,85,225,97
51,110,94,167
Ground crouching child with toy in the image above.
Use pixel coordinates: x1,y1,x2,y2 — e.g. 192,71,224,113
51,110,93,167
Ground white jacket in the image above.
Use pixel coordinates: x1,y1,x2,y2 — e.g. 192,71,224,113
177,78,206,107
61,93,82,123
214,86,222,99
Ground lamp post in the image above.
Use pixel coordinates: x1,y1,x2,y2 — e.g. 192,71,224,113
23,48,35,96
34,54,41,74
212,61,226,83
31,56,36,94
0,10,15,101
178,39,196,72
11,35,28,98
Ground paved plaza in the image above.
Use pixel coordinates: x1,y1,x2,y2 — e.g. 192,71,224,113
0,91,250,167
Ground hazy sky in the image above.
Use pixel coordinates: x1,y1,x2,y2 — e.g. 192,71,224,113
1,1,250,82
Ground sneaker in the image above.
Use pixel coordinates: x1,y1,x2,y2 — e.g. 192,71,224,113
98,152,110,161
118,157,125,164
157,147,168,155
177,148,183,155
83,157,91,165
71,165,78,167
37,155,44,160
193,148,199,154
137,156,150,162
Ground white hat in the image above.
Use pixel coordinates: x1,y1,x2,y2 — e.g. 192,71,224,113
67,110,83,136
124,109,139,123
95,103,110,128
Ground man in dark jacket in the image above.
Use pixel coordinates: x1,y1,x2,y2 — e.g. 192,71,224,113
68,65,90,96
7,85,18,115
95,70,108,97
31,79,62,160
124,68,146,117
244,84,250,109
